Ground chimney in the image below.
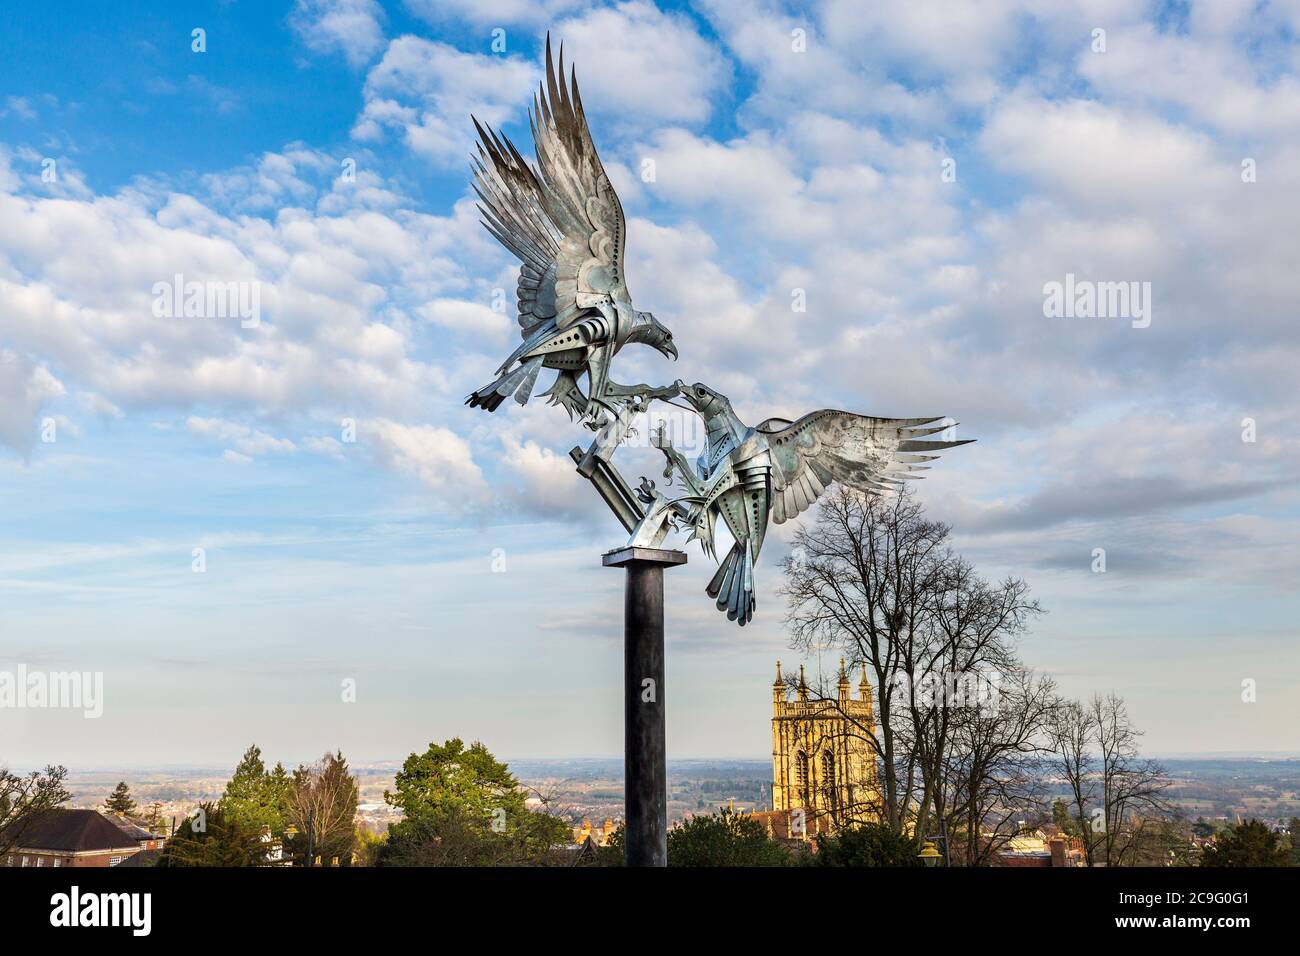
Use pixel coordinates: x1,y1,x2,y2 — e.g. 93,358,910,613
1050,835,1067,867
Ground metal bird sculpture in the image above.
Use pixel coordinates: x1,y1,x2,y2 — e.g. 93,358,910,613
461,38,973,628
465,36,677,427
644,382,973,626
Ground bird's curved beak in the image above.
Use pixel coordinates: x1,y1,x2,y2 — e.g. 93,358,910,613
662,340,678,361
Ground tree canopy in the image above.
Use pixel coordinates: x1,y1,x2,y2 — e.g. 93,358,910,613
218,744,291,836
103,781,136,816
287,751,359,866
1199,820,1290,867
0,765,71,856
380,738,570,866
812,822,923,867
156,802,269,867
666,808,790,867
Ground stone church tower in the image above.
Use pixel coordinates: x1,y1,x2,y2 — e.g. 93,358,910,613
771,659,879,828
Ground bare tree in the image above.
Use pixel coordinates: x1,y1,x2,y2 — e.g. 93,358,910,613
1048,699,1098,862
288,751,359,866
1047,694,1172,865
781,487,948,833
907,554,1042,843
940,669,1057,865
0,765,71,855
781,486,1043,851
1092,693,1172,865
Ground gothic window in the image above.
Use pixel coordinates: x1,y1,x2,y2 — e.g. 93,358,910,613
795,751,810,807
822,750,838,813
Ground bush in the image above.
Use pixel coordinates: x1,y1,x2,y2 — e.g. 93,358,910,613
667,808,790,867
812,822,923,866
1199,820,1289,867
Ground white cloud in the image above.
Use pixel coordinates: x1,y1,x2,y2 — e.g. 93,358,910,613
291,0,387,68
1077,13,1300,138
978,94,1221,208
420,297,512,342
404,0,585,28
498,434,586,516
0,350,65,453
353,37,536,165
366,418,487,500
553,1,730,124
0,148,473,455
187,416,297,457
303,434,345,459
2,96,37,121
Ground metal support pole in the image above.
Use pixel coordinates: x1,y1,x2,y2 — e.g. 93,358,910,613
603,546,686,867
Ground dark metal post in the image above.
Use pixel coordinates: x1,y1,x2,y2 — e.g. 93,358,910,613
603,546,686,867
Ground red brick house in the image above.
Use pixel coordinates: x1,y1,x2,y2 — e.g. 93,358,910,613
2,808,164,868
995,828,1087,867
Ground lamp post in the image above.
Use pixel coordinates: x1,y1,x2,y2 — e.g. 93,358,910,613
286,815,315,867
918,815,951,866
284,824,297,867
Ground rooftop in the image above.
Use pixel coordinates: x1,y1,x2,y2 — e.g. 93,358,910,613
3,808,154,852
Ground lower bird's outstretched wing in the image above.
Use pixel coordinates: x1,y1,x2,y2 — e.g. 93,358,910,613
759,412,972,524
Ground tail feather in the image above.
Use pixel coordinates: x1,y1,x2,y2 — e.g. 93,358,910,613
512,357,544,404
465,357,544,412
465,388,506,411
706,542,756,626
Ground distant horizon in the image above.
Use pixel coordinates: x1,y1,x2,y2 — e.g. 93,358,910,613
23,751,1300,776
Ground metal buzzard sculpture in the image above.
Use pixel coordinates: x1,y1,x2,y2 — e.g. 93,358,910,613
463,39,973,627
465,36,676,427
642,383,972,626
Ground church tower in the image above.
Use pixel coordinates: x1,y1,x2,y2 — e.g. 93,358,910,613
770,659,879,830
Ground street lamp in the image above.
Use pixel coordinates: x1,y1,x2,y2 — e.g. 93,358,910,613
918,815,951,866
284,824,299,867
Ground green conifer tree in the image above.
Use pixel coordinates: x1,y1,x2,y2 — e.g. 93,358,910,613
103,781,136,816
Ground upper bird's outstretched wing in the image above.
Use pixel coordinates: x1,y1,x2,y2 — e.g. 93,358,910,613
471,34,629,342
759,412,972,524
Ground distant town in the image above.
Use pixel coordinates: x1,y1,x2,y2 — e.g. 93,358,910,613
46,755,1300,842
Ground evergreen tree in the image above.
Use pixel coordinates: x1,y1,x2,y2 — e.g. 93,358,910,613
219,744,290,835
103,781,136,816
666,808,790,866
812,821,922,866
352,826,386,867
379,738,569,866
1289,817,1300,866
156,802,269,867
1051,798,1079,836
1199,819,1289,867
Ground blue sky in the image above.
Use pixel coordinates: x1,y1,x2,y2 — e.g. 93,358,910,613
2,0,1299,768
